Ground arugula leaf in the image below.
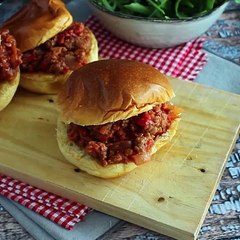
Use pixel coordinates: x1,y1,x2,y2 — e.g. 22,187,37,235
147,0,165,17
123,3,152,16
206,0,216,10
94,0,228,19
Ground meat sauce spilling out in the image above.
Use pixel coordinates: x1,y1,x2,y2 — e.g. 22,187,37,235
21,22,92,74
67,103,178,167
0,29,22,82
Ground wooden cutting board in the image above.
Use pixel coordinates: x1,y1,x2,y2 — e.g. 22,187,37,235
0,78,239,240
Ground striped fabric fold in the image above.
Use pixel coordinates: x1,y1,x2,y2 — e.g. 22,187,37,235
0,175,91,230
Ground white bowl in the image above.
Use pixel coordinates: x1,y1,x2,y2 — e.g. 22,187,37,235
88,1,229,48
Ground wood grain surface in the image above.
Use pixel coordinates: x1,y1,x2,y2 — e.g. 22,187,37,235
0,78,240,240
97,139,240,240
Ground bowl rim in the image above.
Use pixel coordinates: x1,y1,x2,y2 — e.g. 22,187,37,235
88,0,229,23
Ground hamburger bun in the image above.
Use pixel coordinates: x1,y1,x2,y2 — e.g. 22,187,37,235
57,59,180,178
0,29,22,111
58,59,174,126
0,70,20,111
2,0,73,52
19,30,98,94
57,116,180,178
2,0,98,94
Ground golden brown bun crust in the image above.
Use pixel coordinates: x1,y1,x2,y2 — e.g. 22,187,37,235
19,71,72,95
85,30,99,64
19,30,98,94
56,117,179,179
0,70,20,111
58,59,175,126
2,0,73,52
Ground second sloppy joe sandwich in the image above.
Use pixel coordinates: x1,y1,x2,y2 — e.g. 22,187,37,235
2,0,98,94
57,59,181,178
0,29,22,111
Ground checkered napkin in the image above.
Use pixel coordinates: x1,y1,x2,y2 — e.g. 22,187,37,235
85,16,208,81
0,175,91,230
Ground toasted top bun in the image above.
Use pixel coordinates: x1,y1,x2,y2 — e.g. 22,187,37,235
19,30,99,94
57,116,180,178
0,70,20,111
2,0,73,52
58,59,175,126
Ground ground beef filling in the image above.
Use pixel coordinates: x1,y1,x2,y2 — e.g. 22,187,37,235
21,22,92,74
67,103,177,167
0,29,22,82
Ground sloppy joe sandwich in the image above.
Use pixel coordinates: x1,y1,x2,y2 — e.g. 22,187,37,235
57,59,181,178
2,0,98,94
0,29,22,111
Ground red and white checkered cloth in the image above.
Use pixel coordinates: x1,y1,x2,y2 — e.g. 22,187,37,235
0,16,208,231
0,175,91,230
86,16,208,81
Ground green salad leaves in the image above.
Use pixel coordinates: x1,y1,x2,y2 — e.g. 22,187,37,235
93,0,228,19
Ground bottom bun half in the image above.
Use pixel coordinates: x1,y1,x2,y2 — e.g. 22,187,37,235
56,117,180,179
20,71,72,94
0,70,20,111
